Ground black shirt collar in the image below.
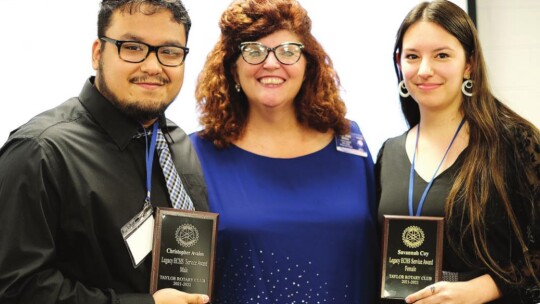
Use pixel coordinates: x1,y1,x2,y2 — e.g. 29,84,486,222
78,77,171,150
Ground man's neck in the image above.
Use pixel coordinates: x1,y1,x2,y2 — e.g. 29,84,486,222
142,118,158,128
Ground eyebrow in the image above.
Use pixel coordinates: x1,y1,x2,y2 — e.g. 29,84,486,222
117,33,185,47
403,46,456,53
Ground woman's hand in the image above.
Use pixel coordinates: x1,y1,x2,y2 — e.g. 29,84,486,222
404,274,501,304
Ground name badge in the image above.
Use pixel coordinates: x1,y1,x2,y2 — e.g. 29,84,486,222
335,132,368,157
121,202,155,268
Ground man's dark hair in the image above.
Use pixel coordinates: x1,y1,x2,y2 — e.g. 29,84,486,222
98,0,191,41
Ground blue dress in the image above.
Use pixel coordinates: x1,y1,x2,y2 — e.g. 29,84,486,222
190,127,379,304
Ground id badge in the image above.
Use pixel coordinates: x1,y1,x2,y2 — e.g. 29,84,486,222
121,202,154,268
335,132,368,157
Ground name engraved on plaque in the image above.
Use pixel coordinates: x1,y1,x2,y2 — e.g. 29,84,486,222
159,249,209,287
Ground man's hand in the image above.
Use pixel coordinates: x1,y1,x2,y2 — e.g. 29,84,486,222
153,288,210,304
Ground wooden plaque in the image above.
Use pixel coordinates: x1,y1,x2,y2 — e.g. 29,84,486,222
150,207,218,300
380,215,443,302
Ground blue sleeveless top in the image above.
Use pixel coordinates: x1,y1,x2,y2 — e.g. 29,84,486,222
190,125,379,304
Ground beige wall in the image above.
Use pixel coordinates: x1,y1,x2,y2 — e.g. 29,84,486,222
477,0,540,127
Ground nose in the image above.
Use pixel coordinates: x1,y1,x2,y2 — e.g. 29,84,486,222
417,58,433,78
262,51,280,69
140,51,163,75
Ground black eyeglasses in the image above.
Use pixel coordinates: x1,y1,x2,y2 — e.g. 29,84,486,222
100,36,189,67
239,42,304,65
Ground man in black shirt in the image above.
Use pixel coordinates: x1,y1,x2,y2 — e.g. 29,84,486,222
0,1,209,303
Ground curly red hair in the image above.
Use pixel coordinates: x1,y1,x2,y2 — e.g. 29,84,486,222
195,0,348,148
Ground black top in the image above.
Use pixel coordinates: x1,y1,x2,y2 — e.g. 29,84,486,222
0,77,208,304
376,129,540,304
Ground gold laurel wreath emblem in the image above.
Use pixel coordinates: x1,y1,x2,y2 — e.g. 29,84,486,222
175,223,200,248
402,225,425,248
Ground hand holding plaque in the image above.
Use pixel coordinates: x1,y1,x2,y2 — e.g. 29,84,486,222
150,207,218,300
380,215,443,303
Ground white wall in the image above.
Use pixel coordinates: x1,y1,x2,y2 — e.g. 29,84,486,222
476,0,540,127
1,0,499,158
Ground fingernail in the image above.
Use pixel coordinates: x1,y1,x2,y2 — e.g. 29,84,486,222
201,295,210,303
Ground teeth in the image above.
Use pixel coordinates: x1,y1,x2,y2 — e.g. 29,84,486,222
260,77,284,85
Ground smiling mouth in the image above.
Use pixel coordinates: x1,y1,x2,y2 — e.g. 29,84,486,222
135,82,163,86
259,77,284,85
130,76,169,86
417,83,440,90
132,82,164,91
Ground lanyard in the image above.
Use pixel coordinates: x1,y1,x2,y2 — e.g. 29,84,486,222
144,122,159,204
408,118,465,216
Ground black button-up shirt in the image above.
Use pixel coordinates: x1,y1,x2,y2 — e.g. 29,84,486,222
0,77,208,304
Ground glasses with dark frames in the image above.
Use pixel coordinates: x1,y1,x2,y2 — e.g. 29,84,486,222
100,36,189,67
239,42,304,65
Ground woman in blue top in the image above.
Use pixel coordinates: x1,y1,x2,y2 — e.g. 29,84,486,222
189,0,379,303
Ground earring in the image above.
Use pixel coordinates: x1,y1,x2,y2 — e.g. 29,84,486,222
398,80,410,98
462,79,473,97
235,83,241,93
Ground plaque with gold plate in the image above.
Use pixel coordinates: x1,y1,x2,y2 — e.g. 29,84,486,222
380,215,443,303
150,207,218,299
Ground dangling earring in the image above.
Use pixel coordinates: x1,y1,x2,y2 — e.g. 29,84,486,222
462,79,473,97
235,83,241,93
398,80,410,98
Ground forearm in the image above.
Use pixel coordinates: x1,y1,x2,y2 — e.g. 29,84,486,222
468,274,501,303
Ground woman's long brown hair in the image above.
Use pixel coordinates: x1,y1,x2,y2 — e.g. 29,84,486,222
393,0,540,286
